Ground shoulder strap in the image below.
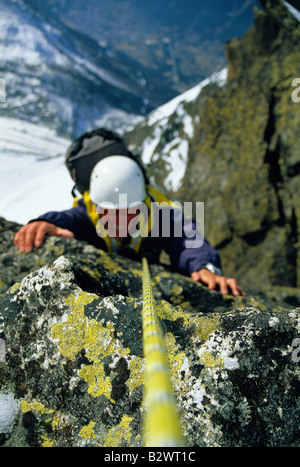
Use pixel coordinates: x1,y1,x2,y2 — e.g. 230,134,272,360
73,191,99,227
146,185,180,209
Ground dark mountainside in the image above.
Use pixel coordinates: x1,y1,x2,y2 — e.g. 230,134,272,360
0,0,299,448
24,0,260,95
0,0,175,139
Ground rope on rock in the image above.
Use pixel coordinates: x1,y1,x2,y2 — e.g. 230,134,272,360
141,257,185,447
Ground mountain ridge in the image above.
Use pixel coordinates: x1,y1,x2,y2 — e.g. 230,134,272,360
24,0,261,94
0,0,174,138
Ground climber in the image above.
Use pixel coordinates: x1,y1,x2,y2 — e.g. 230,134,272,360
14,156,245,296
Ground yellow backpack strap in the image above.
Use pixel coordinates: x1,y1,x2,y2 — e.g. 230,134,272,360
146,185,179,208
73,191,99,227
77,191,113,252
72,196,80,207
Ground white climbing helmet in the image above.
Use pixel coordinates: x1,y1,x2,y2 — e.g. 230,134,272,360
90,155,147,209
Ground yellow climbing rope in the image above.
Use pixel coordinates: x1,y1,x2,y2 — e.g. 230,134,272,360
142,257,185,447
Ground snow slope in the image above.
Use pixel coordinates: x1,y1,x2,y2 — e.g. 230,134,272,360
130,68,228,193
0,118,73,224
284,1,300,21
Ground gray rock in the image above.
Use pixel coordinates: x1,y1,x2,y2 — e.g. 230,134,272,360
0,218,299,447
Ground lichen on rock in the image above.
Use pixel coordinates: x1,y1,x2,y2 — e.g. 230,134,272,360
0,218,299,447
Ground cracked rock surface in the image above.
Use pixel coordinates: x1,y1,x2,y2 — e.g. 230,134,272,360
0,218,299,447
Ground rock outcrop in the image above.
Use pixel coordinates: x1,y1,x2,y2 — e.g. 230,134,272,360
125,0,300,292
1,0,300,449
0,218,299,447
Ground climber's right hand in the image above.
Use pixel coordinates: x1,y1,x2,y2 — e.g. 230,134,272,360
14,221,74,253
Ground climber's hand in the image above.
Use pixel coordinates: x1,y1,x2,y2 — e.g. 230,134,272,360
14,221,74,253
191,268,245,296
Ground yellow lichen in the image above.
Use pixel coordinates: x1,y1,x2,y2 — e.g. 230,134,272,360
51,416,59,429
51,291,98,360
103,415,133,447
84,320,116,363
20,400,54,415
79,319,130,401
170,284,183,296
127,357,144,392
199,351,224,368
8,283,21,294
97,250,125,274
41,434,55,447
194,315,221,342
157,299,220,343
156,299,187,323
130,268,143,278
164,332,186,381
79,362,113,400
79,421,97,439
51,291,133,402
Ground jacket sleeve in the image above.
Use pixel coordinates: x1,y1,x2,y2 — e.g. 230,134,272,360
160,208,222,276
33,200,98,243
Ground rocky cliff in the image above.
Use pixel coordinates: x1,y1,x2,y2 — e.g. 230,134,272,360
0,217,299,447
1,0,300,449
125,0,300,293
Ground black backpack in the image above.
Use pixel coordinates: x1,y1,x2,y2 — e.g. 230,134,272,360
65,128,144,196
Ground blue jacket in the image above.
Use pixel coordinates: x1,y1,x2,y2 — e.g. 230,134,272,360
37,197,222,277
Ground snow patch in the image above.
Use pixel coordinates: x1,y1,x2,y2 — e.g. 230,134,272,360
0,118,73,224
139,68,228,192
147,68,228,127
269,316,279,328
284,1,300,21
0,393,20,433
163,139,189,192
